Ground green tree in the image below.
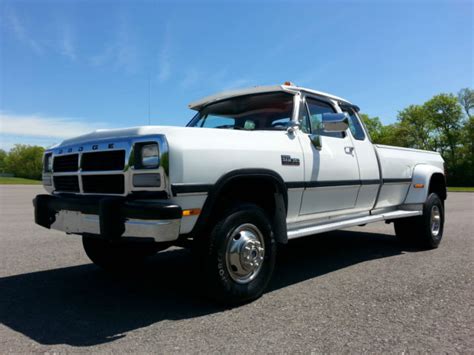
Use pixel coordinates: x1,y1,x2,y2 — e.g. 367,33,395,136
423,94,463,164
360,113,383,142
0,149,7,173
456,88,474,185
378,123,411,147
453,115,474,186
362,90,472,186
458,88,474,118
397,105,433,150
5,145,44,180
360,114,410,146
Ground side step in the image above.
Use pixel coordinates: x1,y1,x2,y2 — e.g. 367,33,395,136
287,210,422,240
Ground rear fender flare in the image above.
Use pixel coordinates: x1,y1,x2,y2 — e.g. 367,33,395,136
404,164,445,204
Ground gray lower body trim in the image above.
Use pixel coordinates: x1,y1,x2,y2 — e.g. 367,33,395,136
287,209,421,239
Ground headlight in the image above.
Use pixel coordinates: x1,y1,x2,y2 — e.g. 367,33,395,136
44,153,53,172
140,143,159,168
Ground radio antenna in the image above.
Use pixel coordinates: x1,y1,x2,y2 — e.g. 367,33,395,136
147,72,151,125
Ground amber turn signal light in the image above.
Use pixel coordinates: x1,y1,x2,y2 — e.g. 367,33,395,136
182,208,201,217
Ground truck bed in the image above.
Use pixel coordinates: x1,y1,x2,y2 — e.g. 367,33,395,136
374,144,444,209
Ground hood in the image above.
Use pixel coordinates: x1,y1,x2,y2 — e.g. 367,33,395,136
57,126,192,147
56,124,284,148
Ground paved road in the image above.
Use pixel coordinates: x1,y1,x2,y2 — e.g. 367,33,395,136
0,186,473,353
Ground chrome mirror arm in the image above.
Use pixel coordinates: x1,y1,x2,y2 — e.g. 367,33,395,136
287,122,300,135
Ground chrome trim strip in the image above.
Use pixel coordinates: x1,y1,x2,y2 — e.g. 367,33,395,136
287,209,422,239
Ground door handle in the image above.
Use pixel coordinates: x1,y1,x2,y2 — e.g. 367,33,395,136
344,146,354,155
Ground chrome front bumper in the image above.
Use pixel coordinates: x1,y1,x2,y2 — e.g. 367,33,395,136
34,194,182,243
51,210,180,242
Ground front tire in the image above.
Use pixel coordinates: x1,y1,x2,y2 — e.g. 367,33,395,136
197,204,277,305
394,193,444,249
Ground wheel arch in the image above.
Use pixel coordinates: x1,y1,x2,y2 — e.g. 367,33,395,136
188,169,289,244
404,164,447,204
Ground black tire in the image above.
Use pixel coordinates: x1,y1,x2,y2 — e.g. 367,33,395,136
82,235,165,272
196,203,277,305
394,193,444,249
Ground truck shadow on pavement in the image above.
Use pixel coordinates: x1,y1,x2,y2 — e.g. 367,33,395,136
0,230,418,347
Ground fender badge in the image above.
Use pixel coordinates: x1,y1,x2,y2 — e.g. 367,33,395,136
281,155,300,166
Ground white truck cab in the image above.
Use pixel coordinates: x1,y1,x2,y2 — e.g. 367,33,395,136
34,83,446,304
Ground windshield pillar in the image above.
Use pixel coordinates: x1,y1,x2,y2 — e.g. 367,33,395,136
292,93,301,124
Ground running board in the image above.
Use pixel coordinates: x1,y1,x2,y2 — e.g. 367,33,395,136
287,210,422,240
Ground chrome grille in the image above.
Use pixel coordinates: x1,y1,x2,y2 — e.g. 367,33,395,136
82,175,124,194
46,135,169,196
82,151,125,171
53,176,80,192
53,154,79,172
52,150,126,194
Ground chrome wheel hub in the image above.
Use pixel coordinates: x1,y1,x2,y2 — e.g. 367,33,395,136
431,205,441,237
225,223,265,284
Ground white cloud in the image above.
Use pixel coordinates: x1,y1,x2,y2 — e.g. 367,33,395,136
0,112,107,139
59,26,76,60
179,68,200,89
6,9,43,54
157,24,172,82
90,44,115,67
89,13,138,73
5,8,79,61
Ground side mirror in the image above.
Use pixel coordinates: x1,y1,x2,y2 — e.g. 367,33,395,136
322,113,349,132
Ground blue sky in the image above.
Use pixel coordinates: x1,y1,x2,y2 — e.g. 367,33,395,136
0,0,472,150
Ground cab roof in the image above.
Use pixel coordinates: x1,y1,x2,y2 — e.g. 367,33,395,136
188,84,353,111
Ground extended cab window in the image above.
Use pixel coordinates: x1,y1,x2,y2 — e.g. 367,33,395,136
305,98,343,138
187,92,294,131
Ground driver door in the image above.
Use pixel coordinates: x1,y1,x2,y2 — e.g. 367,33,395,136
298,96,360,216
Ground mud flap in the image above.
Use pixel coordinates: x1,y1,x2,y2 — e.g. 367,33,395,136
273,192,288,244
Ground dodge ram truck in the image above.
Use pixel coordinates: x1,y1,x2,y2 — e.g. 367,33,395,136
34,83,446,304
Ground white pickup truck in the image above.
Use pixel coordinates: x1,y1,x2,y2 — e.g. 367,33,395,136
34,83,446,304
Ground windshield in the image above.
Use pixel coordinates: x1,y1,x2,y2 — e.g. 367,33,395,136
187,92,295,131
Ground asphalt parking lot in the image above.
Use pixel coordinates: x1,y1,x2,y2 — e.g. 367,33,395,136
0,185,472,353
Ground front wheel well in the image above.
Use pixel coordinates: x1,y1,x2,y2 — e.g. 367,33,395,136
193,173,288,244
215,177,280,219
429,173,447,200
